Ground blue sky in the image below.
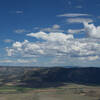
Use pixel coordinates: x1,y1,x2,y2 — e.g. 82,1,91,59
1,0,100,67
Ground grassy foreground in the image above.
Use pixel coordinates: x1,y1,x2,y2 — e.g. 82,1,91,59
0,84,100,100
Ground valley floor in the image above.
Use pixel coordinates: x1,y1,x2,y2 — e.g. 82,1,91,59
0,83,100,100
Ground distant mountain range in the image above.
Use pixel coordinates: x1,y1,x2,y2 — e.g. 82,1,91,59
0,66,100,88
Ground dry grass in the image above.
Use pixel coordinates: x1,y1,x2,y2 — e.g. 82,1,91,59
0,84,99,100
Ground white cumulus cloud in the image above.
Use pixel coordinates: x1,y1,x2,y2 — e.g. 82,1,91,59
27,31,73,42
84,22,100,38
6,32,100,63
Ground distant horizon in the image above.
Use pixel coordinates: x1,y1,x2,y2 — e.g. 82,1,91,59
0,65,100,68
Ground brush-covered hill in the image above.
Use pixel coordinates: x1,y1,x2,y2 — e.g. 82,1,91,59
0,66,100,87
21,67,100,87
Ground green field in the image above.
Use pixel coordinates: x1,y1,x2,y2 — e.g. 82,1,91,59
0,84,99,100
